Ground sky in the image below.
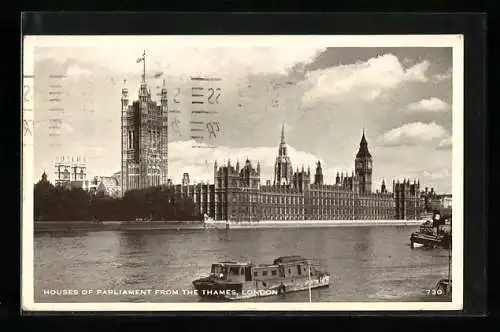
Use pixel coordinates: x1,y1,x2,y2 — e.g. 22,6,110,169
30,36,455,193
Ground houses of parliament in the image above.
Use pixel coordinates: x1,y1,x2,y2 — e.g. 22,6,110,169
119,53,423,221
173,126,423,221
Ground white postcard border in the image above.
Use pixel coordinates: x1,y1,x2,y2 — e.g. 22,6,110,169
22,34,464,312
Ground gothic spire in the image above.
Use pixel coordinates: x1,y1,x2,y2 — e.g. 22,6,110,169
278,123,288,157
356,128,372,158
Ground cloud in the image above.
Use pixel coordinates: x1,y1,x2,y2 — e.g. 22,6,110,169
167,47,323,78
35,38,324,80
420,168,452,193
434,68,452,81
376,122,450,147
407,97,450,112
423,169,450,180
168,140,325,184
302,54,430,103
437,136,452,149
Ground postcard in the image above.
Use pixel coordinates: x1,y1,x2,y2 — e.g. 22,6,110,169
22,35,463,311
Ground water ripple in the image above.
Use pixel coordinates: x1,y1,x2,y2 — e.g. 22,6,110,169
34,226,451,303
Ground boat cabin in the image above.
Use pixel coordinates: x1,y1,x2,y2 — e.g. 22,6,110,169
210,262,253,283
418,211,452,237
209,256,322,283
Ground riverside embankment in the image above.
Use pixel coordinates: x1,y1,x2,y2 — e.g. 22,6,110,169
34,219,424,232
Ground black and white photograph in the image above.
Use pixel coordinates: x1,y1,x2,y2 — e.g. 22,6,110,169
22,35,463,311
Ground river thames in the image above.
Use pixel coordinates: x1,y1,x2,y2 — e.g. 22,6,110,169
34,225,451,302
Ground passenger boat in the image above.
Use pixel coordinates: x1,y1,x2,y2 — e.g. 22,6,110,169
192,256,330,300
410,212,451,249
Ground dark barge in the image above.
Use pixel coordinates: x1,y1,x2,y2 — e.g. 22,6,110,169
410,211,451,249
192,256,330,300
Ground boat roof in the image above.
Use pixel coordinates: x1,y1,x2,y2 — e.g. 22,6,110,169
273,256,309,264
213,256,318,267
214,261,250,266
255,264,279,268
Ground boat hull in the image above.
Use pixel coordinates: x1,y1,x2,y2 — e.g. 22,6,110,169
410,232,451,249
192,274,330,301
192,277,243,300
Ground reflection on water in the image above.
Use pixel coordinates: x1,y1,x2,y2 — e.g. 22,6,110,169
34,226,451,303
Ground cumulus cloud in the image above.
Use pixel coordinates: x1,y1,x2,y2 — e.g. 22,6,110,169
168,140,325,184
376,122,450,147
302,54,430,103
434,68,452,81
159,47,324,78
407,97,450,112
437,136,452,149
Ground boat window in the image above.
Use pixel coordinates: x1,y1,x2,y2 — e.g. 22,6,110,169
254,271,258,277
271,270,277,276
288,269,291,274
262,271,268,276
229,267,240,276
211,264,222,274
245,267,252,281
297,265,302,275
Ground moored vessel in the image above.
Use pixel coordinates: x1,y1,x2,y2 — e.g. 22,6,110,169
434,278,452,297
192,256,330,300
410,211,451,249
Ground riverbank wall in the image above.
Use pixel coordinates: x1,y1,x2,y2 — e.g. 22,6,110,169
207,219,424,229
34,219,424,232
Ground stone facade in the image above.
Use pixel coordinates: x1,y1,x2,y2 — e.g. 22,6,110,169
176,127,423,221
121,54,168,196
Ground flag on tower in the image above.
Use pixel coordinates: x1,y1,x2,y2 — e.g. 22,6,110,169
136,52,145,63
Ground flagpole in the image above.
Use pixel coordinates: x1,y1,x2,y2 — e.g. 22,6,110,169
142,50,146,82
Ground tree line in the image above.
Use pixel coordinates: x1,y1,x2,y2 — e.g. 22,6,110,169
34,179,201,222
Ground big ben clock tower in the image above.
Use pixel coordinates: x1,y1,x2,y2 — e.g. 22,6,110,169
355,129,373,194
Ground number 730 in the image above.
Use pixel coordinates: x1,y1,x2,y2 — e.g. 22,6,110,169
426,289,444,296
